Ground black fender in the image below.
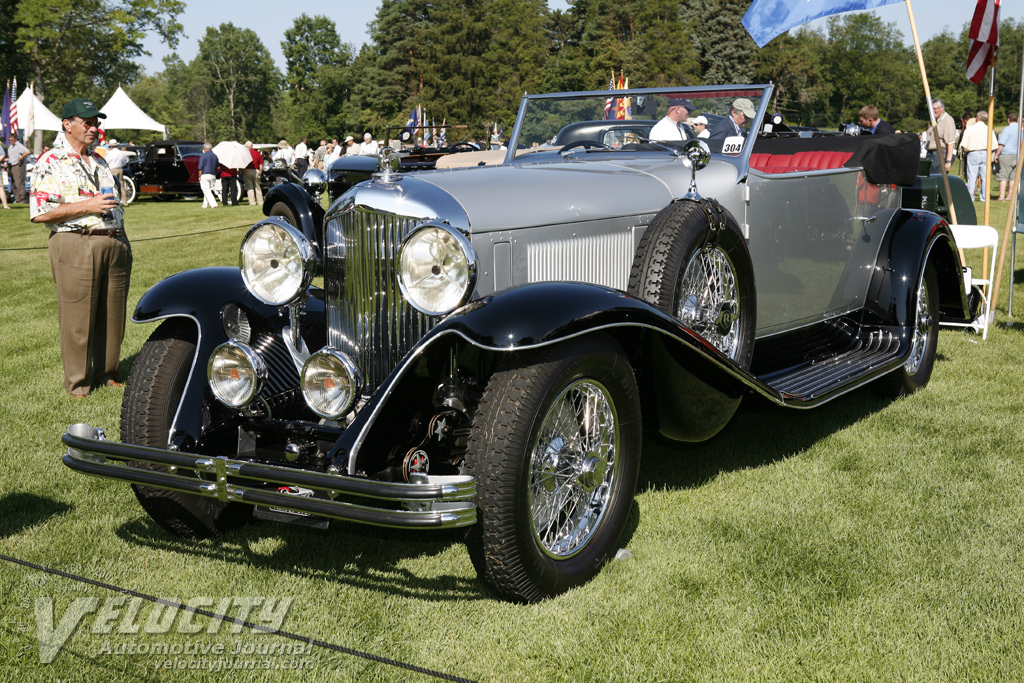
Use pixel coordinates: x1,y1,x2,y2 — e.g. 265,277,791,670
862,208,967,330
262,183,325,251
132,267,323,445
326,155,377,203
335,282,756,473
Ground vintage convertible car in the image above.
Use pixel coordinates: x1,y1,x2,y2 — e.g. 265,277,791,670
63,84,971,603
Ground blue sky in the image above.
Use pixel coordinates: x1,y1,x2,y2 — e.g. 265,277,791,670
139,0,1020,77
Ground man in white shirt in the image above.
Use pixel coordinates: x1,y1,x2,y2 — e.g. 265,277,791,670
104,139,129,202
958,111,998,199
649,98,695,142
294,137,309,175
359,133,379,155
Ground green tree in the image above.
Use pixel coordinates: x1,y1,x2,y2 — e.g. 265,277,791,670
682,0,758,84
195,23,280,141
754,29,831,127
11,0,183,108
279,15,353,141
822,14,917,128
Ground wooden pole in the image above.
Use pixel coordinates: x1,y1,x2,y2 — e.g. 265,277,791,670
906,0,959,226
990,24,1024,314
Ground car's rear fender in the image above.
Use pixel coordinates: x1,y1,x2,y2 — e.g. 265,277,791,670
132,267,324,446
861,208,967,328
263,182,326,251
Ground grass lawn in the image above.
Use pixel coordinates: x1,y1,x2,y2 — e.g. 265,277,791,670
0,195,1022,682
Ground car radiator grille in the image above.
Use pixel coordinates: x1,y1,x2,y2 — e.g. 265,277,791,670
324,208,436,393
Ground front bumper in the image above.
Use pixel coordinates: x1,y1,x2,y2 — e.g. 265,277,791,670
62,424,476,530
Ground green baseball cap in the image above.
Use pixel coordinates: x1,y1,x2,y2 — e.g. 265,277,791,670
61,98,106,121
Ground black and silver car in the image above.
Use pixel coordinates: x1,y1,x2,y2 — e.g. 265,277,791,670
63,84,971,603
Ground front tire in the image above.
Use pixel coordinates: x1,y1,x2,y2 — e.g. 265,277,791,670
120,319,251,538
465,335,641,603
628,199,756,368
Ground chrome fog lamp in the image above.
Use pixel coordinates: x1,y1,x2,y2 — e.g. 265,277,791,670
398,224,476,315
208,341,266,409
239,218,315,306
301,349,362,419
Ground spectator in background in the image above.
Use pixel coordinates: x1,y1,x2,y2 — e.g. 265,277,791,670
858,105,896,135
198,142,219,209
218,161,238,206
243,141,264,206
104,139,129,202
649,98,695,141
0,141,9,209
708,98,756,141
274,139,295,169
294,137,309,176
313,139,327,170
7,135,31,203
959,110,999,200
30,97,130,397
995,113,1019,202
691,115,710,139
360,133,379,155
344,136,358,156
325,142,341,168
925,99,957,175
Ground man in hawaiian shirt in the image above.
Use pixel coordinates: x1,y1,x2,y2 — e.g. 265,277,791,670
30,98,131,397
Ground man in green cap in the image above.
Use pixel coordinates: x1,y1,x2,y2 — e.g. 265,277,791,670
30,97,132,397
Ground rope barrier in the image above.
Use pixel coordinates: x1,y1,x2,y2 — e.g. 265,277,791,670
0,223,252,252
0,552,479,683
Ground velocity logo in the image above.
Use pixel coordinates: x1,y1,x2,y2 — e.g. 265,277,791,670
34,596,293,664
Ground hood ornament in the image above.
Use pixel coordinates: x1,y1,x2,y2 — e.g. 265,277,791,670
377,147,401,182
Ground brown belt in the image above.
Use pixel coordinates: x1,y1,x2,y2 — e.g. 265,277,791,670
66,227,124,237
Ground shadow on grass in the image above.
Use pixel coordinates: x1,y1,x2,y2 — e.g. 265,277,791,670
115,517,489,602
637,384,896,492
0,493,72,539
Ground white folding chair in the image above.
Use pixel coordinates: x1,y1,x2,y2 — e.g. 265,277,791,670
946,224,999,339
1010,184,1022,316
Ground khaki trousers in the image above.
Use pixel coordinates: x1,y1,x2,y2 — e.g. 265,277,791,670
48,231,133,396
244,168,263,205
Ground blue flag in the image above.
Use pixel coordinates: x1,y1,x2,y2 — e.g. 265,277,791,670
742,0,904,48
402,105,419,139
1,83,10,141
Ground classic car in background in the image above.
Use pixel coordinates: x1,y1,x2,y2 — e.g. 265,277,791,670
64,84,972,603
124,140,243,203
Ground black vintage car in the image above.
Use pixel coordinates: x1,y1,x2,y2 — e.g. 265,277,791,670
64,84,976,603
125,140,243,203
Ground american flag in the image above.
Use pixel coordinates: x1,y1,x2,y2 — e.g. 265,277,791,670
966,0,999,84
9,77,17,137
603,71,615,120
438,119,446,147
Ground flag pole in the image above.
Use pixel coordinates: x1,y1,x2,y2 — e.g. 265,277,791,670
990,23,1024,315
983,61,997,230
906,0,959,226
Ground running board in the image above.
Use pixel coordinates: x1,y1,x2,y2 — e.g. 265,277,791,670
757,329,903,399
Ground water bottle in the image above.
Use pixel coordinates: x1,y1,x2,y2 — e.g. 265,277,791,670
100,181,116,224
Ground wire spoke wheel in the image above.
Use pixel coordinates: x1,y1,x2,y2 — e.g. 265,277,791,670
677,245,742,360
529,378,618,558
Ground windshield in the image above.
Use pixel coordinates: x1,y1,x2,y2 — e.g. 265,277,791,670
510,86,769,159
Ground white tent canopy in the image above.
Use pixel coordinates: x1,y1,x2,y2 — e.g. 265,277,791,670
99,86,167,138
17,85,62,136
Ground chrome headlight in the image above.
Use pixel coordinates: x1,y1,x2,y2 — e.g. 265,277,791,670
398,224,476,315
208,341,266,409
301,349,362,419
239,218,315,306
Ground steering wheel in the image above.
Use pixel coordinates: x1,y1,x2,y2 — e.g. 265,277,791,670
559,140,611,154
449,142,477,153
